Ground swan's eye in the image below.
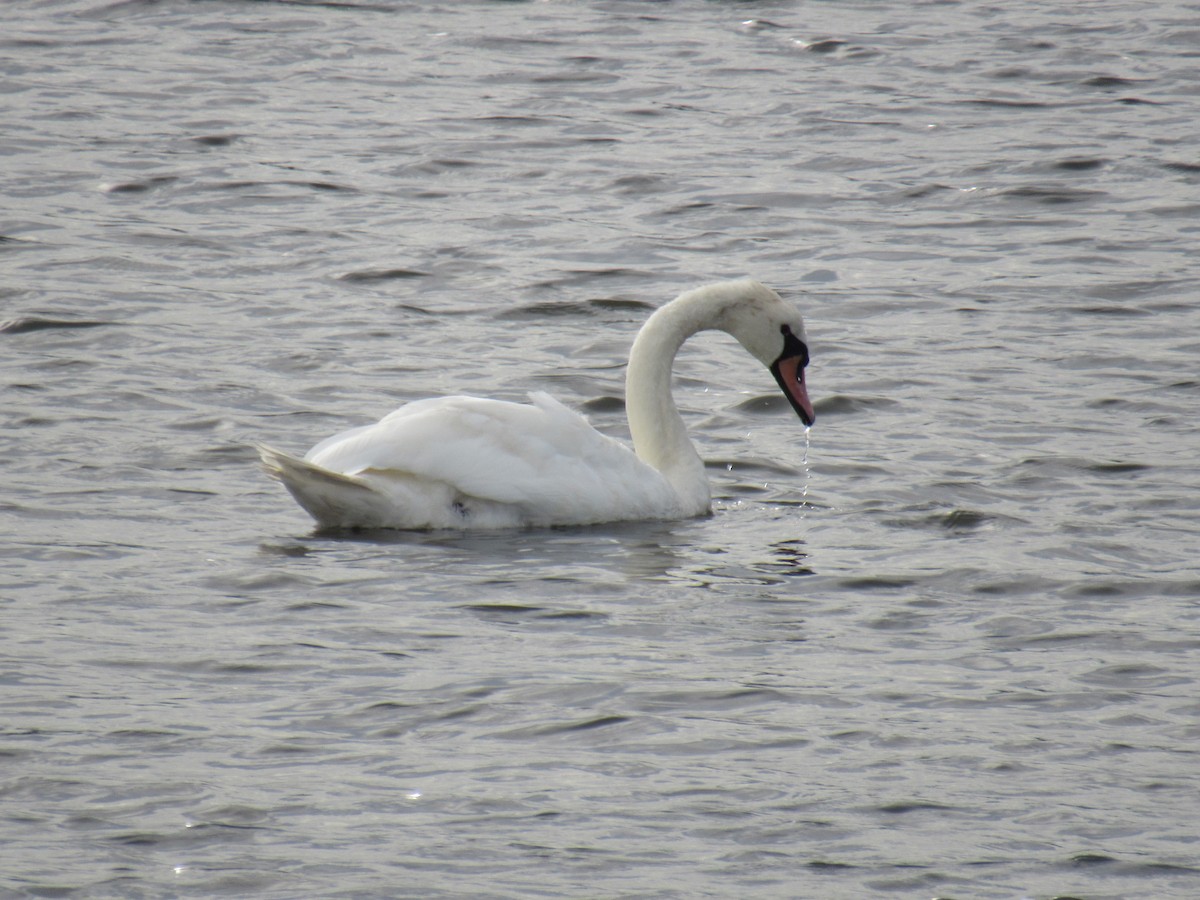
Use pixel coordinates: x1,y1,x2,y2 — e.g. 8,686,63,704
779,324,810,369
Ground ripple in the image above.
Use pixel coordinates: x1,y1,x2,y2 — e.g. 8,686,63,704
875,800,957,815
811,394,896,418
1054,156,1107,171
881,506,1000,533
190,133,240,147
836,575,922,591
495,301,594,320
1078,663,1185,689
731,393,794,415
493,715,630,739
336,268,429,284
1081,75,1144,88
586,297,654,312
0,316,111,335
528,268,660,289
580,395,625,413
99,175,177,194
997,185,1108,205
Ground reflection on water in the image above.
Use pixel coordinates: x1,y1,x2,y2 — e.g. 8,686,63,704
281,515,815,589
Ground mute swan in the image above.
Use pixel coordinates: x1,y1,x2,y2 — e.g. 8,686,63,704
258,279,814,530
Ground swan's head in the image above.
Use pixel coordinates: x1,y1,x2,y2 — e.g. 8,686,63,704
706,280,816,427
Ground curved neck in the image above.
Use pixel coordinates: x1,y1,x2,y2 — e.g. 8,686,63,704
625,294,712,511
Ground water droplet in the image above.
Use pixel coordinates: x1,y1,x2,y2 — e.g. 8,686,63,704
800,426,812,515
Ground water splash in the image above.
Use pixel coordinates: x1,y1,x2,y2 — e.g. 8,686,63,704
800,425,812,517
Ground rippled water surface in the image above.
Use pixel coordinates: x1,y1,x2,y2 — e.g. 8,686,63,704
4,1,1200,897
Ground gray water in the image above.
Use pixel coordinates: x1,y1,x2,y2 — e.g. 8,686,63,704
3,1,1199,897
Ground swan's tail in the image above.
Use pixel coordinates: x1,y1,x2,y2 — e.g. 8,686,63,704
257,443,381,528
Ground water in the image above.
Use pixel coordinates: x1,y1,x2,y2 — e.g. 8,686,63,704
3,0,1199,897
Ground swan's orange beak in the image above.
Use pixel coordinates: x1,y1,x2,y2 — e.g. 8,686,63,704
771,352,815,426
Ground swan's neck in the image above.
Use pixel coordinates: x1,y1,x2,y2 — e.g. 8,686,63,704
625,294,712,513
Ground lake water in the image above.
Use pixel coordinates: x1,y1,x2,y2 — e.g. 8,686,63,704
3,1,1199,897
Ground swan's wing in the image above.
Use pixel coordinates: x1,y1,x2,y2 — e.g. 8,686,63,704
305,393,681,524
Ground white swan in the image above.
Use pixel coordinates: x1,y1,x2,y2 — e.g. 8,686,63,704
258,279,814,530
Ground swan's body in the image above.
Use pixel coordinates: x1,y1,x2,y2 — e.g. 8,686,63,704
259,279,814,530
